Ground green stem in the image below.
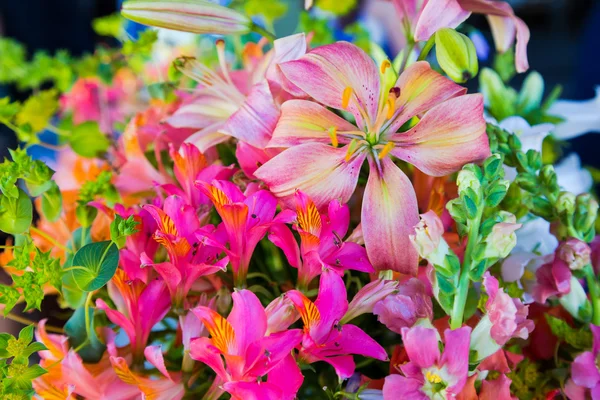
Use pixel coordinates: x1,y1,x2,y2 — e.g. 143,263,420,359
3,312,64,333
585,266,600,326
417,36,435,61
251,23,276,41
450,212,482,329
398,42,415,75
84,291,94,339
30,227,72,254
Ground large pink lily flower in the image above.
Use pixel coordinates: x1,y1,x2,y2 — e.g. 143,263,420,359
168,34,307,152
255,42,489,275
392,0,530,72
189,290,303,399
197,180,294,287
96,269,171,363
143,195,229,308
285,269,389,378
269,191,374,288
383,325,471,399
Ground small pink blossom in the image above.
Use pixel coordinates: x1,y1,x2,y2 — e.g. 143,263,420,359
557,238,592,271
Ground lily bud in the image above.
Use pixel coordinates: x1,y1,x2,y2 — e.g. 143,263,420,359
557,238,591,271
435,28,479,83
342,279,398,324
121,0,252,35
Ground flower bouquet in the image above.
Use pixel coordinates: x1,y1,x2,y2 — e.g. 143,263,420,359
0,0,598,399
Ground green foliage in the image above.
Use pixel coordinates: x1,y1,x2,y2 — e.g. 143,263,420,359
15,89,59,134
70,241,119,291
76,170,118,227
545,315,593,350
64,307,106,363
0,325,47,398
243,0,287,26
314,0,358,15
0,189,32,235
110,215,140,249
69,121,111,158
298,13,334,47
93,13,124,38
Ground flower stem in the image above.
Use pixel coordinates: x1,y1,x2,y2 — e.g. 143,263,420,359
450,211,482,329
84,291,94,339
584,265,600,326
251,23,276,41
3,312,64,334
30,227,72,254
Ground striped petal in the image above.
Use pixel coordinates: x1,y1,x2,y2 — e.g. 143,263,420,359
254,143,366,209
389,94,489,176
269,100,358,148
362,157,419,275
278,42,380,130
386,61,466,134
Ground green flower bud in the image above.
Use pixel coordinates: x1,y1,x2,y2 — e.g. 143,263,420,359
435,28,479,83
556,191,576,216
457,168,481,197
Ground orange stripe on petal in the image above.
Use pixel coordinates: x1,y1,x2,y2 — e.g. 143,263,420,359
299,294,320,330
112,357,141,386
202,310,236,354
296,198,321,237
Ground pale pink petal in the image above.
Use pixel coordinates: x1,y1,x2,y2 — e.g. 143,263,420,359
362,157,419,274
184,121,229,153
227,290,268,354
254,143,366,209
401,325,440,369
269,100,358,148
479,375,513,400
278,42,380,129
144,345,172,380
414,0,470,41
389,94,489,176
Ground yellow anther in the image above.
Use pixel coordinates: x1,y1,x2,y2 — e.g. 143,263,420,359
386,94,396,119
380,59,391,74
342,87,353,109
378,142,395,160
328,127,338,148
345,139,359,162
426,371,442,384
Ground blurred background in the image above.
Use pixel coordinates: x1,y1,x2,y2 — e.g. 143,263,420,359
0,0,599,333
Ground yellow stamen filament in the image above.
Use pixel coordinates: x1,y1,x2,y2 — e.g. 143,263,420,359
378,142,395,160
386,94,396,119
426,371,443,384
328,127,338,148
215,39,235,87
342,86,353,109
380,59,391,74
345,139,360,162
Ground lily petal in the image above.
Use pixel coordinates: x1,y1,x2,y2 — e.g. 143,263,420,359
413,0,470,42
362,157,419,274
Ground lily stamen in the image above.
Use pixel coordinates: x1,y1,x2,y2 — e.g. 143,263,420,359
328,127,338,147
378,142,395,160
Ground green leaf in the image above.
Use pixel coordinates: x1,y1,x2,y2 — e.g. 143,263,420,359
69,121,110,158
4,363,47,390
545,314,592,350
92,13,124,38
71,241,119,291
17,325,34,344
517,71,544,115
15,89,59,134
0,189,33,235
64,307,106,363
41,182,63,222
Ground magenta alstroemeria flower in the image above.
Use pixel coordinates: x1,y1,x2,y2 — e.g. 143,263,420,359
392,0,530,72
373,278,433,334
162,143,234,210
571,325,600,398
143,195,229,308
96,269,171,363
168,34,306,152
383,325,471,399
286,269,389,378
269,191,374,288
197,179,294,287
255,42,489,275
189,290,303,400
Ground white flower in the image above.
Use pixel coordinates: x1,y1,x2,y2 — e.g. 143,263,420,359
555,153,593,195
549,86,600,140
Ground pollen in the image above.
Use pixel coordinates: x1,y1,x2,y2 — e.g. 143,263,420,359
342,86,353,109
328,127,338,147
378,142,395,160
380,59,391,74
426,371,442,384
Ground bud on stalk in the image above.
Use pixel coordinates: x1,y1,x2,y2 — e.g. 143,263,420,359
435,28,479,83
121,0,252,35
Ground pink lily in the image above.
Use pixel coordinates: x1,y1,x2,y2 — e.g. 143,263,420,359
392,0,530,72
255,42,489,275
197,179,293,287
269,191,374,288
96,268,171,363
285,269,389,378
383,325,472,399
143,195,229,308
168,34,306,152
570,325,600,398
189,289,303,399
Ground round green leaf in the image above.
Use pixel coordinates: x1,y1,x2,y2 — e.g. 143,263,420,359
71,240,119,291
69,121,110,158
0,189,33,234
41,182,62,222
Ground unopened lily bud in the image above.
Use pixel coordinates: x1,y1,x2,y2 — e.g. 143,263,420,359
556,191,576,216
557,239,591,271
482,212,521,259
121,0,252,35
435,28,479,83
342,279,398,324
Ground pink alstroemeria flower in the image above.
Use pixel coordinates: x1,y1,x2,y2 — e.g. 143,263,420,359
190,290,303,399
255,42,489,275
570,325,600,398
197,179,293,287
383,325,472,399
392,0,530,72
96,269,171,363
286,270,389,378
143,195,229,308
168,34,306,152
269,191,374,288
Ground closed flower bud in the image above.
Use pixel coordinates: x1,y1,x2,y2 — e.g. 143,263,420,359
265,296,299,334
435,28,479,83
342,279,399,324
557,238,591,271
121,0,252,35
482,212,521,259
456,168,481,196
409,210,453,269
556,191,576,216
